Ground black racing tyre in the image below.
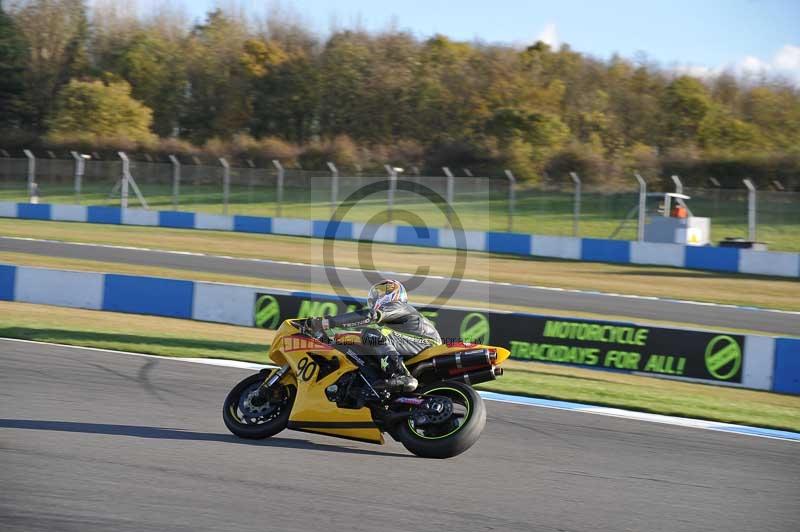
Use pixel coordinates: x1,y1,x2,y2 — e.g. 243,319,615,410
223,372,295,439
395,381,486,459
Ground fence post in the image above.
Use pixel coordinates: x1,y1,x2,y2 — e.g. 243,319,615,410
504,169,516,232
169,155,181,210
245,159,256,202
23,149,36,202
634,173,647,242
669,174,692,216
118,152,130,209
273,160,284,217
743,178,757,242
327,162,339,216
71,151,85,204
709,177,721,218
569,172,581,237
220,158,230,215
411,166,421,188
671,174,683,194
385,165,397,221
442,166,455,205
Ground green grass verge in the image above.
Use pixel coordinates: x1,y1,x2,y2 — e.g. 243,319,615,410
0,301,272,363
2,301,798,432
477,362,800,432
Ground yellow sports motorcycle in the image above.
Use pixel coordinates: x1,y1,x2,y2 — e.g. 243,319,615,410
223,318,509,458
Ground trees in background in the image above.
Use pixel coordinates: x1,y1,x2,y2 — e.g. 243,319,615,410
46,78,155,144
0,4,28,128
2,2,800,184
10,0,90,132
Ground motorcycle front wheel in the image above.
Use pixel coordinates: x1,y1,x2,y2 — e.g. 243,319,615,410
395,380,486,458
223,371,295,439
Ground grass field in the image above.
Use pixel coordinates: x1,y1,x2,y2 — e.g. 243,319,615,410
2,219,799,312
3,180,798,251
2,300,798,432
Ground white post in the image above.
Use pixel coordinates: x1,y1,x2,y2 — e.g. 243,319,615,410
570,172,581,237
118,151,130,209
670,174,691,216
385,164,397,220
220,157,230,215
743,178,756,242
671,174,683,195
273,160,284,217
634,173,647,242
71,151,85,204
169,155,181,210
246,159,256,200
327,162,339,215
709,177,721,217
463,168,473,177
504,169,516,232
23,149,36,202
442,166,455,205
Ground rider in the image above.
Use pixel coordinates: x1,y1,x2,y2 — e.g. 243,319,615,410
308,279,441,392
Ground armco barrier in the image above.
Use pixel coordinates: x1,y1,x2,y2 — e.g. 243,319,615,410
1,262,798,394
2,201,799,278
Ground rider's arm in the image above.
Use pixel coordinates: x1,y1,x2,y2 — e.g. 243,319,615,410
322,309,375,329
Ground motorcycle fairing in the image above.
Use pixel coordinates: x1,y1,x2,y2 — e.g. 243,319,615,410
269,323,383,444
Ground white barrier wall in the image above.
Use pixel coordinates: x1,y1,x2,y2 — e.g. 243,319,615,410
738,250,800,277
195,213,235,231
121,208,159,226
192,282,263,326
630,242,686,268
532,235,582,260
743,335,776,390
51,204,88,223
14,266,104,309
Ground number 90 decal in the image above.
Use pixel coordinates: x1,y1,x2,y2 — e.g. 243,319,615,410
297,357,318,382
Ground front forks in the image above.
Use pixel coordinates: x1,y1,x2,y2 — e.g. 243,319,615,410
251,364,290,407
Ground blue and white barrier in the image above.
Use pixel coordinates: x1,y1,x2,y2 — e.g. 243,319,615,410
1,262,799,394
1,201,798,278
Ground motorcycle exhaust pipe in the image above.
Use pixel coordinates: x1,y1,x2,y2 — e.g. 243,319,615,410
446,366,503,386
412,349,496,378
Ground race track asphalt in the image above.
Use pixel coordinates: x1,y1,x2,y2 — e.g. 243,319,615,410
1,236,799,335
1,339,798,532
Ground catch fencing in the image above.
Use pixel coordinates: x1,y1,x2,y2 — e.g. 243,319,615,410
1,151,798,251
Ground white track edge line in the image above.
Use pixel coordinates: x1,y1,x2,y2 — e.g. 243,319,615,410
2,337,797,443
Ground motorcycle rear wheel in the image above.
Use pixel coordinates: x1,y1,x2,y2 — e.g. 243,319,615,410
395,381,486,458
223,372,295,439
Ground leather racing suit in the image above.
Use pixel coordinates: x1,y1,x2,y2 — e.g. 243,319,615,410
325,301,442,379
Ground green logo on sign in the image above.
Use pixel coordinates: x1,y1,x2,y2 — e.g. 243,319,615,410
460,312,490,344
255,295,281,329
704,335,742,380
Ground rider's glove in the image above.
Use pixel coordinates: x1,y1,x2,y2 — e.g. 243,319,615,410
307,317,327,336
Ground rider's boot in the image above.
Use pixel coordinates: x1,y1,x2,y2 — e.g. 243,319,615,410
384,363,418,392
377,353,418,393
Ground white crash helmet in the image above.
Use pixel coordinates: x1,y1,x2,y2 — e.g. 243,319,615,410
367,279,408,311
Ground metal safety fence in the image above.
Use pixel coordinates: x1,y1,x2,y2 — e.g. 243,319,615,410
1,151,798,251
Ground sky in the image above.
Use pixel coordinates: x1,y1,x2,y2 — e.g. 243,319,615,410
148,0,800,81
